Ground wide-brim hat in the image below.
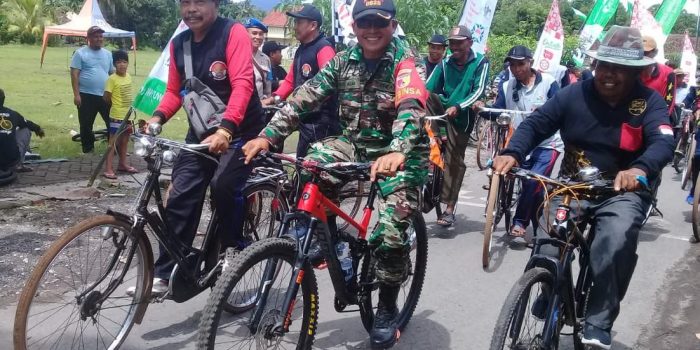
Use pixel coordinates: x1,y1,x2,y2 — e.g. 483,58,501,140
586,26,655,67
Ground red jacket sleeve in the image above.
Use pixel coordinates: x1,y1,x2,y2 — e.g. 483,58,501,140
220,23,255,133
154,43,183,121
274,63,295,99
317,46,335,68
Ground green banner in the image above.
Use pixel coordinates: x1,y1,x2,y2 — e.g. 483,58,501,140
132,78,167,116
578,0,620,51
655,0,687,35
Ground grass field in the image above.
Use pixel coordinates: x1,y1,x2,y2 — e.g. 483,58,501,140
1,44,297,160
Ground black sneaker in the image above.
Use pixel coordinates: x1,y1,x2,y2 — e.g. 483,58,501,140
581,323,612,349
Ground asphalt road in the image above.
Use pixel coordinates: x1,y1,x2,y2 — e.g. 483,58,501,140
1,164,698,349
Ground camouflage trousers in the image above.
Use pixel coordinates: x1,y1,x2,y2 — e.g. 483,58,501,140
305,135,427,286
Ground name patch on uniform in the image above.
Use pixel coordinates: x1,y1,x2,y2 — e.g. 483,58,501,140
302,63,312,78
209,61,227,81
659,125,674,136
394,59,427,107
628,99,646,116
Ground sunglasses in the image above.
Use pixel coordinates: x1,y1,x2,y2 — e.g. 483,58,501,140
355,17,392,29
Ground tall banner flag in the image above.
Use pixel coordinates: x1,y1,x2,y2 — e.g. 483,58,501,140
132,21,189,115
533,0,565,74
458,0,499,54
655,0,688,36
631,0,666,62
578,0,620,52
681,32,697,86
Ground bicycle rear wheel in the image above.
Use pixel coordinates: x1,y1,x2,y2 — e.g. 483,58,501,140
198,237,318,350
337,180,366,233
14,215,152,350
490,267,555,350
483,175,502,268
682,139,696,190
359,212,428,333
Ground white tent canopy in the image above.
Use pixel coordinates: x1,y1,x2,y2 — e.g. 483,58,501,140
40,0,136,67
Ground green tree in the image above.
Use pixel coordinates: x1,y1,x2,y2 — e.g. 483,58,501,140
1,0,51,43
220,0,265,21
106,0,179,48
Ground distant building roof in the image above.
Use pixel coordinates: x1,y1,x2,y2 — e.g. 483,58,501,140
263,10,287,28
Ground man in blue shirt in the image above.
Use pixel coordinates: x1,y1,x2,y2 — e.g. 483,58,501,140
70,26,113,153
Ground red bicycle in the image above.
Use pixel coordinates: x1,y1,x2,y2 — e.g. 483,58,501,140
197,152,428,349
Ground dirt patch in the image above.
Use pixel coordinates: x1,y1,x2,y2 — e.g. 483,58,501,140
635,248,700,349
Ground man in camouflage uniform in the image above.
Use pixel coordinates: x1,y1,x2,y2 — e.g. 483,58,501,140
242,0,428,347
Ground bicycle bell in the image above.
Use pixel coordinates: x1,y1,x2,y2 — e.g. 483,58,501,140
163,150,176,164
148,123,162,136
577,167,601,182
496,113,512,126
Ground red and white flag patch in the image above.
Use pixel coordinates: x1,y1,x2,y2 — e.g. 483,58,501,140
658,125,674,136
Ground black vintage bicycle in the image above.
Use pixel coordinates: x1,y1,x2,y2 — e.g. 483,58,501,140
489,166,641,350
197,152,428,349
13,125,281,350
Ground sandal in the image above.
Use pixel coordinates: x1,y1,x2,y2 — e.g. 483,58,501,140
437,213,456,227
103,172,118,180
117,166,138,174
509,224,527,238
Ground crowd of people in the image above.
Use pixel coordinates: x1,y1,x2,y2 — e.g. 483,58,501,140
1,0,694,348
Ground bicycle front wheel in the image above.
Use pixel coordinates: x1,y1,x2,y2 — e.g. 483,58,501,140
198,238,318,350
337,180,366,233
476,123,496,170
490,267,555,350
483,174,502,268
359,212,428,333
682,139,696,190
692,175,700,242
14,215,152,350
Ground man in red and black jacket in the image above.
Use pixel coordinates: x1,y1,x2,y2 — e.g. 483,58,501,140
141,0,264,295
262,4,340,157
640,36,676,124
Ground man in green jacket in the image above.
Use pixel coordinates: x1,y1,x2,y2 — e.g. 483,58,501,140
426,25,490,227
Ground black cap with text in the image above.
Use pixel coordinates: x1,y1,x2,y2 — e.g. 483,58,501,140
352,0,396,20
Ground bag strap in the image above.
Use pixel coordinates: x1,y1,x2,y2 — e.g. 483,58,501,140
184,36,193,79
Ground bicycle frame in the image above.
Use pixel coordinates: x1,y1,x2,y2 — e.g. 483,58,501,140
247,158,383,336
519,193,593,348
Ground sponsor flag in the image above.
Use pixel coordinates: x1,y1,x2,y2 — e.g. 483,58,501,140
630,0,666,63
533,0,565,74
457,0,499,54
578,0,620,52
681,32,697,86
572,7,587,20
132,21,189,115
655,0,688,35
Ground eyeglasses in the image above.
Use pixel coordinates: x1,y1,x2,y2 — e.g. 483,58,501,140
355,17,392,29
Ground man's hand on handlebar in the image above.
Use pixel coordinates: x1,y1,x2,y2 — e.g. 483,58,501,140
445,106,459,119
144,117,161,133
614,168,647,192
201,132,229,155
370,152,406,181
242,137,271,164
492,155,518,175
261,97,275,106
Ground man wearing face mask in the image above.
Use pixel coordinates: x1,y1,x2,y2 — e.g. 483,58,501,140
245,18,271,100
132,0,264,296
426,25,490,227
492,26,674,349
242,0,428,346
261,4,339,157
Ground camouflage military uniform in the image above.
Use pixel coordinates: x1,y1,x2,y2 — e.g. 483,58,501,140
260,38,429,286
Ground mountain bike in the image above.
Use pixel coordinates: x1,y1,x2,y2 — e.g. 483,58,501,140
489,166,642,350
480,108,529,268
197,152,428,349
13,125,281,350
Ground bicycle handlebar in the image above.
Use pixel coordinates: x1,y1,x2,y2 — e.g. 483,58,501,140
506,166,618,195
479,107,532,116
257,151,402,181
